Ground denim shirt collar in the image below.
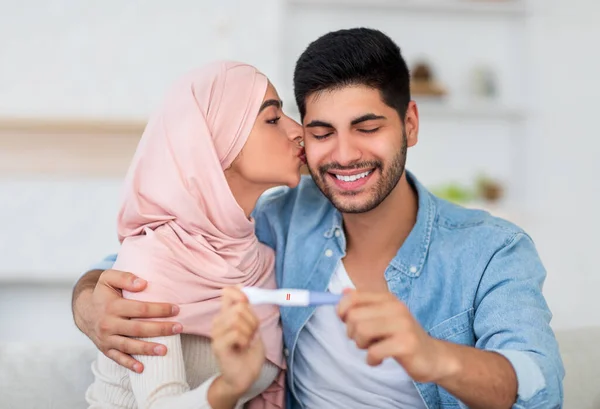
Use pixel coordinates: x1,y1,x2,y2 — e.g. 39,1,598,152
323,170,435,278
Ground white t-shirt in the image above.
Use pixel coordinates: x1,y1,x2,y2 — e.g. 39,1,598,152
294,262,427,408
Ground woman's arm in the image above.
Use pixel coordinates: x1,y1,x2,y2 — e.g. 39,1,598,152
129,335,244,409
128,287,274,409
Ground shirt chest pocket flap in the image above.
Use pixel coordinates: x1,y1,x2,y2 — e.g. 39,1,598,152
427,308,475,345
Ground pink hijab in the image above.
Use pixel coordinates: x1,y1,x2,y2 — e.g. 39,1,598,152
113,61,285,408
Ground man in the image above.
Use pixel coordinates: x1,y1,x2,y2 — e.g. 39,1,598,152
72,28,564,408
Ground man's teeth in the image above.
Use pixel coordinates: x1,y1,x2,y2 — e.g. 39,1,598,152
335,170,372,182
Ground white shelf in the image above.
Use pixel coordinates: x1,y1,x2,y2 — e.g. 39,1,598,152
288,0,529,17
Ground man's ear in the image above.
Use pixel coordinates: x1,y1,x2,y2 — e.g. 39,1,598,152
404,101,419,148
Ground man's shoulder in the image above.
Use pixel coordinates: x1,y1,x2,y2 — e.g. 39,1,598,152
425,196,543,301
252,176,332,250
432,195,528,248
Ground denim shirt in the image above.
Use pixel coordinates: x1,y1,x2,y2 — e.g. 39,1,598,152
251,172,564,409
91,172,564,408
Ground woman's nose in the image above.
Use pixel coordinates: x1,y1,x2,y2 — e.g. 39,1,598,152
285,117,304,143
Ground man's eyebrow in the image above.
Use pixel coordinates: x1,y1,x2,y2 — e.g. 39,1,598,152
305,114,386,128
259,99,282,113
351,113,386,126
305,120,333,128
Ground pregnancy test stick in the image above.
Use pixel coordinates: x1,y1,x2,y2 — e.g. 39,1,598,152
241,287,342,307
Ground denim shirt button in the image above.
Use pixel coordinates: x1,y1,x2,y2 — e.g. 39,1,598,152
284,348,290,357
409,266,417,273
325,249,333,257
334,230,341,237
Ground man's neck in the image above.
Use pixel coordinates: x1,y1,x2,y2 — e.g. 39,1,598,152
342,173,418,260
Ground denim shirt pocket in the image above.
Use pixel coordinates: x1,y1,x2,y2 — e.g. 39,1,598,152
427,308,474,343
426,308,475,407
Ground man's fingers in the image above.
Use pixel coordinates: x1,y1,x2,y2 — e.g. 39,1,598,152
116,319,183,339
111,298,180,319
100,269,147,292
348,317,392,349
337,291,366,321
115,335,167,356
107,334,169,358
337,291,377,320
345,304,389,325
366,337,400,367
338,291,401,321
345,306,395,337
105,348,144,373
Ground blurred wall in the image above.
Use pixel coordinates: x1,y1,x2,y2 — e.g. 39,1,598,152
0,0,598,344
524,0,600,332
0,0,284,119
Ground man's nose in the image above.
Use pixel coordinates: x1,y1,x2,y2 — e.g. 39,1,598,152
331,134,361,166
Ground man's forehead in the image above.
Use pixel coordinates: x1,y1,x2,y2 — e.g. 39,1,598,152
306,85,384,108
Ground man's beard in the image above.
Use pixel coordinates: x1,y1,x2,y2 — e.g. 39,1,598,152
308,131,407,214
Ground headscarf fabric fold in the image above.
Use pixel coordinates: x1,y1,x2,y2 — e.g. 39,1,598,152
113,61,285,408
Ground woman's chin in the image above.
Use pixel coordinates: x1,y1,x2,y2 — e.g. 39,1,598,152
259,174,300,190
286,172,302,188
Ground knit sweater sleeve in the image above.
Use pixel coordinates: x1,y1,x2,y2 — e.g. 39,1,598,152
86,334,280,409
129,335,239,409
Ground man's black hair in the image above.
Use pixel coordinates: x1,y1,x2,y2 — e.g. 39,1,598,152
294,27,411,121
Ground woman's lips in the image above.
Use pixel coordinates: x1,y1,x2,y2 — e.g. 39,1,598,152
297,147,307,164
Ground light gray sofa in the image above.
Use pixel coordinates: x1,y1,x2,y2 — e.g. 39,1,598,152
557,327,600,408
1,327,598,408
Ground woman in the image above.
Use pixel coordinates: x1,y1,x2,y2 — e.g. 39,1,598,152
85,61,305,408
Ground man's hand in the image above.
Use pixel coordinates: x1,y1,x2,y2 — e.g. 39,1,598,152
72,269,183,373
337,290,456,383
338,290,518,409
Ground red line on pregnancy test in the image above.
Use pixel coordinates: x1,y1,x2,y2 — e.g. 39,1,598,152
286,293,290,301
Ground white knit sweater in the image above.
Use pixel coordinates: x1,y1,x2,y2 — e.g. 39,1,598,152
85,334,279,409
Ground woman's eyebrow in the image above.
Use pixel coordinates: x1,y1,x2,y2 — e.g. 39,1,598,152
306,120,333,128
259,99,282,113
351,113,386,126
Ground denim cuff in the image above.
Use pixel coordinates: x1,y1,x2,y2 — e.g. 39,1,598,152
88,254,117,273
491,349,545,401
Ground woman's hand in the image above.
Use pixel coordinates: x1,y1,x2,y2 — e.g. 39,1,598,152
209,286,265,402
